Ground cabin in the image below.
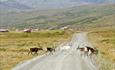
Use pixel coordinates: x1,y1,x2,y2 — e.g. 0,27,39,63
48,26,57,30
0,29,9,32
23,29,32,33
60,25,70,30
34,28,40,31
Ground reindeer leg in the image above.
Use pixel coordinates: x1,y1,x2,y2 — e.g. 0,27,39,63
36,52,38,55
50,51,53,55
51,51,53,55
81,53,83,56
34,52,37,55
52,50,55,55
28,51,30,55
86,51,88,56
84,51,86,57
45,51,48,56
89,53,92,58
81,51,83,56
49,50,51,55
31,52,34,55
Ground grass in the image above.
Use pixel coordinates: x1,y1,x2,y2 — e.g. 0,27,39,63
88,28,115,70
0,30,74,70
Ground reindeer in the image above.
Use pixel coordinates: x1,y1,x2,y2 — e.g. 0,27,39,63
60,45,71,51
86,46,98,57
28,43,43,55
46,47,55,55
76,46,88,56
77,46,98,57
28,47,43,55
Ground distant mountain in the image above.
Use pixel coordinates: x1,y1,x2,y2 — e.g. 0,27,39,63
16,0,115,9
0,4,115,29
0,0,31,10
71,0,115,3
0,0,115,29
0,0,115,10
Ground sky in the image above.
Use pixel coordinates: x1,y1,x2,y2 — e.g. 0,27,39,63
0,0,7,1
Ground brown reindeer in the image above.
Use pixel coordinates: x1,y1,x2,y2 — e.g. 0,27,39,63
28,47,43,55
77,46,88,56
86,46,98,57
77,46,98,57
46,47,55,55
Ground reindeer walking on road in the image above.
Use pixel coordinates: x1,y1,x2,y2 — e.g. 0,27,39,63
76,46,98,57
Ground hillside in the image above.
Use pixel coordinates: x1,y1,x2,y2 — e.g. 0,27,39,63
0,0,31,10
0,4,115,30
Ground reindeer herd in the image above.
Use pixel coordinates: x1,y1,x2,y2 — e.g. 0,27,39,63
28,47,55,55
77,46,98,57
28,44,98,58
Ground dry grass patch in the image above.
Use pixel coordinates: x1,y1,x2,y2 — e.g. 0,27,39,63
88,28,115,70
0,30,74,70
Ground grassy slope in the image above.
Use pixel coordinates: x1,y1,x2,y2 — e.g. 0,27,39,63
0,30,74,70
88,28,115,70
80,14,115,30
0,4,115,29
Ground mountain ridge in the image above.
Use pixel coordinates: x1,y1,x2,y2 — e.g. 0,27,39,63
0,0,115,10
0,0,31,10
0,4,115,29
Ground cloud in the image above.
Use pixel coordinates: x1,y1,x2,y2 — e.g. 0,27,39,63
0,0,8,1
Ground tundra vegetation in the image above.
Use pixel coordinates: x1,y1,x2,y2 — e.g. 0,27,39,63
0,30,74,70
88,28,115,70
0,3,115,70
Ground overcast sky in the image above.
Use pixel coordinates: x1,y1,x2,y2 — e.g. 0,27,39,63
0,0,7,1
